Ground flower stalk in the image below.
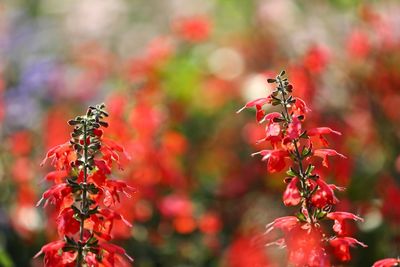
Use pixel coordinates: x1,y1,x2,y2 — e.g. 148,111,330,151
36,103,133,266
239,71,366,266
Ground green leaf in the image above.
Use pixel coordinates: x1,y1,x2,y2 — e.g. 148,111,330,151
305,165,315,176
286,167,298,177
295,212,307,222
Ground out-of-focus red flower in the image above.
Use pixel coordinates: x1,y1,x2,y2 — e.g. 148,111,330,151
373,258,400,267
224,236,271,267
380,178,400,224
265,216,299,234
285,225,330,267
347,30,371,59
173,216,196,234
173,16,211,43
303,45,330,74
159,194,193,218
9,131,32,156
199,212,222,235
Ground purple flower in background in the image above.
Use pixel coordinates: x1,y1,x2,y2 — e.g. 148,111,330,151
4,88,41,130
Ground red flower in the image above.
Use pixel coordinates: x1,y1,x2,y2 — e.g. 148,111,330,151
173,16,211,43
373,258,400,267
225,236,271,267
314,149,346,168
292,97,311,116
283,177,301,206
99,242,133,265
329,237,367,262
286,117,302,141
310,178,338,208
265,216,299,234
285,225,330,267
252,149,288,173
37,183,72,209
308,127,341,146
101,179,135,207
198,212,222,235
326,212,363,236
237,98,271,112
40,143,76,171
347,30,370,59
34,241,76,267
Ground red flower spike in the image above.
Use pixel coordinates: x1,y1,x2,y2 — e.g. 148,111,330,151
327,212,364,235
37,104,133,266
283,177,301,206
373,258,400,267
329,237,367,262
239,71,365,265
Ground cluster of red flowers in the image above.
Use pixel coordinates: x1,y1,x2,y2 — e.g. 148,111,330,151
238,71,366,266
35,103,133,266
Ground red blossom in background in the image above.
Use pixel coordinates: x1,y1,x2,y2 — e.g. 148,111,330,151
373,258,400,267
172,16,211,43
36,104,133,266
238,71,366,266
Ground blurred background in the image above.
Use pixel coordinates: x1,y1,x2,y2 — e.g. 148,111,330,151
0,0,400,266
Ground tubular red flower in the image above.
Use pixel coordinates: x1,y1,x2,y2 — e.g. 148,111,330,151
293,97,311,115
329,237,367,262
236,98,270,114
252,149,288,173
310,178,339,208
326,212,364,235
314,149,346,167
265,216,299,234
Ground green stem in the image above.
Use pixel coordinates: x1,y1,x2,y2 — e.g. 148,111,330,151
77,119,89,267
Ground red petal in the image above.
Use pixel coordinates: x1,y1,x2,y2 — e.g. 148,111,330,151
237,98,269,113
283,177,301,206
308,127,341,136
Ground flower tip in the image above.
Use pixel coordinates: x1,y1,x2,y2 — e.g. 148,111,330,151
33,250,43,259
36,198,44,207
236,106,246,114
125,253,134,262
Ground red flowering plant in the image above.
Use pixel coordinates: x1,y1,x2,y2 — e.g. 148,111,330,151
35,103,133,266
238,71,366,266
